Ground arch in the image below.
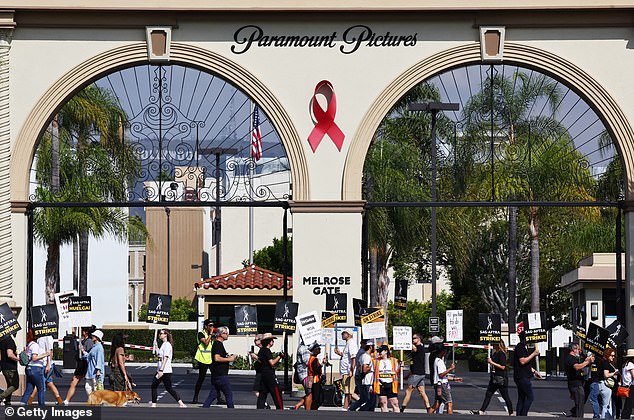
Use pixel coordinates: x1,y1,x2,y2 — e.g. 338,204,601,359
343,42,634,201
11,42,309,202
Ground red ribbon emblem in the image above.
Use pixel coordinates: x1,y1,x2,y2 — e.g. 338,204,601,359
308,80,345,152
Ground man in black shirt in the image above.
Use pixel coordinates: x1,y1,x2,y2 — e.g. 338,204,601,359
257,333,284,409
202,326,236,408
588,356,603,418
513,331,541,416
564,343,594,418
0,335,19,404
401,333,432,413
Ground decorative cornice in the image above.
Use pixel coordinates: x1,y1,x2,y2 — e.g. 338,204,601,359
289,200,366,213
10,201,30,214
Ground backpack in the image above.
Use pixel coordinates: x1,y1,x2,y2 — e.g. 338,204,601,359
18,350,30,366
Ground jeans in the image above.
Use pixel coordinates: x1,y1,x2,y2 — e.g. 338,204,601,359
349,384,375,411
20,366,46,407
589,381,601,418
515,377,534,416
599,381,613,418
202,375,234,408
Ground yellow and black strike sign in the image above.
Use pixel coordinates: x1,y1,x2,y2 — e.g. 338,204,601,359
573,306,586,340
522,312,548,343
146,293,172,326
0,303,20,340
326,293,347,322
235,305,258,335
322,311,337,329
360,307,384,324
478,313,502,342
273,300,298,333
68,296,91,313
584,322,609,356
353,298,367,327
30,304,59,339
394,280,408,310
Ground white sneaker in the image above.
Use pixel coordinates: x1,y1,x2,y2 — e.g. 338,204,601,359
149,402,156,408
63,401,69,406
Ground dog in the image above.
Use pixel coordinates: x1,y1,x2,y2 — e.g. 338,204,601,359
87,390,141,407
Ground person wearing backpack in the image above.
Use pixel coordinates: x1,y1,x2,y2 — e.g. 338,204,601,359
0,334,20,405
27,335,63,405
292,338,311,410
19,329,49,407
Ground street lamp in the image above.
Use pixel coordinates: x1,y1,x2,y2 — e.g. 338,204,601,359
408,102,459,318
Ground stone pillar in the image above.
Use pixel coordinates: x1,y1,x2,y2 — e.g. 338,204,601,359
290,201,364,324
625,209,634,348
0,13,14,300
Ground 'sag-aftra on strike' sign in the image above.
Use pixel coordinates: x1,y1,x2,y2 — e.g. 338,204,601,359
146,293,171,325
31,304,59,339
0,303,20,340
235,305,258,335
273,300,298,333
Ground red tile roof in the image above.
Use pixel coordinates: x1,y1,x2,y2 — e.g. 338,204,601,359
194,265,292,290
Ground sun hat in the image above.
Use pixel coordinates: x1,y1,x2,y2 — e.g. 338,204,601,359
342,328,354,335
625,349,634,358
261,332,277,340
308,341,321,351
92,330,104,342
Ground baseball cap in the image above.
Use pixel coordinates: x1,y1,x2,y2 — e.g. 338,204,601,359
366,339,375,346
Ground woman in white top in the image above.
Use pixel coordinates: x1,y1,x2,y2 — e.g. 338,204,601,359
151,329,186,408
19,329,50,407
621,349,634,419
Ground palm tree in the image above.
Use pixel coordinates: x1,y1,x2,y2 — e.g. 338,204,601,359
35,84,141,302
462,71,597,313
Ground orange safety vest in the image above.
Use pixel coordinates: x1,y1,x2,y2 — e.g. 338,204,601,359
373,357,399,394
307,355,321,384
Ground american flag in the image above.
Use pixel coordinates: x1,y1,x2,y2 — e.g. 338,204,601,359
251,105,263,161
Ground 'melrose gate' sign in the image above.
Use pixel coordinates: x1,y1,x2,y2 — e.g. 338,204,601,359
303,276,351,295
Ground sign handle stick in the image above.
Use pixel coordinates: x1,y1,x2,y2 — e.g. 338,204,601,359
400,349,404,390
487,344,491,374
153,328,158,355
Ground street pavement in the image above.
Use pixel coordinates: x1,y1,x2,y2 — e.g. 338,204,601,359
1,366,601,419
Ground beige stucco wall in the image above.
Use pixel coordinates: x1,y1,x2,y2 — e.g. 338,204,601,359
5,5,634,343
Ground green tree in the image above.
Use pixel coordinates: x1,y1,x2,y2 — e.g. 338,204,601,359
34,84,142,303
386,292,454,340
244,237,292,275
461,72,598,313
138,298,197,322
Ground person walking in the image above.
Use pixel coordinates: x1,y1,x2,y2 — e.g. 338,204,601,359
430,346,463,414
248,334,270,408
20,329,48,407
151,329,186,408
565,342,594,418
64,326,94,405
306,342,325,410
27,334,63,405
0,334,20,405
473,340,514,416
192,319,214,404
349,340,376,412
513,331,541,416
109,333,134,391
620,348,634,419
600,347,619,418
334,328,358,409
256,333,284,409
293,338,311,410
374,345,401,413
80,329,105,396
401,333,432,413
202,326,236,408
589,352,604,418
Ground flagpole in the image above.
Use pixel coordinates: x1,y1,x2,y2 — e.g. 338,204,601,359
249,101,254,265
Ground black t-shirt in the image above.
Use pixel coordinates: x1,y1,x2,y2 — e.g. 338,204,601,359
258,347,275,376
210,340,229,377
410,344,426,375
0,337,17,371
565,354,584,387
492,350,507,376
602,359,617,383
589,360,602,382
513,342,533,380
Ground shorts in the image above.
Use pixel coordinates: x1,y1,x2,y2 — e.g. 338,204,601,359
379,382,398,399
434,382,452,403
252,372,262,392
342,374,354,394
74,360,88,377
303,376,313,395
408,374,427,388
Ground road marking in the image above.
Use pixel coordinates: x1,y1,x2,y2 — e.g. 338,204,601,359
157,379,184,402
